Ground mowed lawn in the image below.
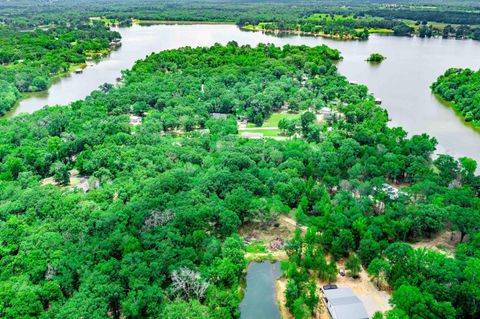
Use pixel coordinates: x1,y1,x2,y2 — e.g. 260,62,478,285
240,128,282,137
246,112,301,128
240,112,301,137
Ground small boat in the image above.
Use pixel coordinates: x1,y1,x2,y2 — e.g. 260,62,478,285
375,98,382,105
75,68,83,74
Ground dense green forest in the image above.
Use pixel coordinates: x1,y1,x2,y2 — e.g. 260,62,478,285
240,10,480,41
0,1,479,318
432,68,480,127
241,14,414,40
0,42,479,318
0,21,120,115
2,0,480,29
1,0,480,42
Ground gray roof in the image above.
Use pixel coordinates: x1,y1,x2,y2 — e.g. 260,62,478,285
324,288,369,319
210,113,229,119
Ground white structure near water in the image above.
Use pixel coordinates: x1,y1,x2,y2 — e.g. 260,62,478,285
322,287,369,319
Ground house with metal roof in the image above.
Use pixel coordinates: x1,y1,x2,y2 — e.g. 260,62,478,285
322,287,369,319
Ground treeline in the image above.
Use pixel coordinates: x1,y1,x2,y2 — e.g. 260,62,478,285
403,21,480,40
361,7,480,40
0,0,310,28
3,0,480,30
261,10,480,41
2,0,480,42
432,68,480,127
241,14,415,40
441,24,480,40
0,21,120,115
0,43,479,318
366,8,480,26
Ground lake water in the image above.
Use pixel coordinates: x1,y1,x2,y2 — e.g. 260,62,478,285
239,262,283,319
8,23,480,165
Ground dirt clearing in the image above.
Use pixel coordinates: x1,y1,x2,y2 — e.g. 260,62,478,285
319,264,392,317
411,230,458,258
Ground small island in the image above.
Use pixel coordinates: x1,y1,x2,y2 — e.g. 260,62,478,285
367,53,386,63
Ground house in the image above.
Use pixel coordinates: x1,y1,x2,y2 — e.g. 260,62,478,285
319,107,333,115
130,115,142,126
280,101,290,111
240,132,264,139
381,183,407,200
210,113,229,119
110,39,121,48
317,107,334,121
301,74,309,85
322,287,369,319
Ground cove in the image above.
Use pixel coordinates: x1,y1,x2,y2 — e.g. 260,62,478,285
8,23,480,167
239,262,283,319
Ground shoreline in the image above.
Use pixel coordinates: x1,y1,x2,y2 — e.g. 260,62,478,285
3,46,119,118
240,26,364,41
432,92,480,133
133,19,236,25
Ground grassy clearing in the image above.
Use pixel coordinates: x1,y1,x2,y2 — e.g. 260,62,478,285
239,128,282,137
245,253,275,263
89,17,119,26
247,112,300,128
245,241,267,254
356,28,393,34
265,112,300,126
67,63,86,73
241,24,264,31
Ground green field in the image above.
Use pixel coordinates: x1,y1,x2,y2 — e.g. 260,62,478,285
239,128,282,137
356,28,393,34
245,241,267,253
247,112,300,128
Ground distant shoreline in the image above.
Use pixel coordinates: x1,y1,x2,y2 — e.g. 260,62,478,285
133,19,236,25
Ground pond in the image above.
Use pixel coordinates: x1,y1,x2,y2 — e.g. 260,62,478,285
239,262,283,319
8,23,480,166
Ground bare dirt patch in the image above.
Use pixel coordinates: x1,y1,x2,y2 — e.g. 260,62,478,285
411,230,458,258
240,214,298,244
318,262,392,318
279,215,307,234
276,278,292,319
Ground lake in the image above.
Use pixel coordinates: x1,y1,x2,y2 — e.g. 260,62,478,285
239,261,283,319
8,23,480,165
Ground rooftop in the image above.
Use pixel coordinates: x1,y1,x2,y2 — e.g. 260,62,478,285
323,288,369,319
210,113,229,119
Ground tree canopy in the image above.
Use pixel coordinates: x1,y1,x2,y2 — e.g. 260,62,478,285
432,68,480,127
0,41,479,318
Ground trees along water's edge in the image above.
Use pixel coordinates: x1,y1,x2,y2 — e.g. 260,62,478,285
432,68,480,129
0,21,120,115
